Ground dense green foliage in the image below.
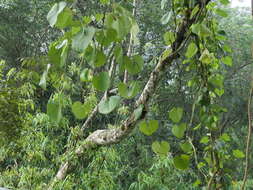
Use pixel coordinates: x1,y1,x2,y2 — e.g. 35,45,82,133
0,0,252,189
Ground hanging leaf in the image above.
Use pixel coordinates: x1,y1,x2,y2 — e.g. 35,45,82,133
152,141,170,156
161,0,168,10
47,99,62,123
98,96,121,114
55,8,73,29
185,42,198,58
72,27,96,52
172,123,186,138
173,154,190,170
118,81,140,99
161,11,172,25
163,32,175,45
47,2,67,27
93,50,106,67
92,72,110,91
39,64,51,90
215,8,228,17
139,120,159,136
190,5,199,19
124,55,144,75
71,101,92,119
168,107,183,123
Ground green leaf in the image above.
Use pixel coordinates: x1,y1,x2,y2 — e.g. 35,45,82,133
220,133,230,142
200,136,209,144
47,2,67,27
55,8,73,29
39,64,51,90
71,101,91,119
172,123,186,139
93,50,106,67
190,5,199,19
223,44,232,53
139,120,159,136
219,0,230,5
199,49,212,64
152,141,170,156
169,107,183,123
47,99,62,123
133,105,143,121
180,142,192,153
161,0,168,9
215,8,228,17
191,23,211,38
80,68,91,82
185,43,198,58
163,32,175,45
92,72,110,91
72,27,96,52
161,11,172,25
233,149,245,158
125,55,144,75
173,154,190,170
48,41,61,66
221,56,232,66
118,81,140,99
98,96,121,114
209,74,224,88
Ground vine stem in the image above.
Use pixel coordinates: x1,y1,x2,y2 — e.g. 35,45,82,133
241,80,253,190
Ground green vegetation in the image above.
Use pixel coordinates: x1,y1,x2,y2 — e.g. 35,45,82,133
0,0,253,189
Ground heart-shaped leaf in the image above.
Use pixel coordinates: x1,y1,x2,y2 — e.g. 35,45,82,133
180,142,192,153
152,141,170,156
169,107,183,123
118,81,140,99
139,120,159,136
98,96,121,114
185,42,198,58
124,55,144,75
92,71,110,91
72,101,92,119
172,123,186,139
173,154,190,170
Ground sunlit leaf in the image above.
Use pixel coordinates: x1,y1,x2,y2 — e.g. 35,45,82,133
72,27,95,52
172,123,186,139
47,2,67,27
47,99,62,123
233,149,245,158
185,42,198,58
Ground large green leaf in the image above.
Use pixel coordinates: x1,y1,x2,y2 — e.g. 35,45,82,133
71,101,91,119
118,81,140,99
152,141,170,156
47,2,67,27
92,72,110,91
173,154,190,170
98,96,121,114
72,27,95,52
47,99,62,123
172,123,186,139
125,55,144,75
185,42,198,58
55,8,73,29
169,107,183,123
139,120,159,136
221,56,232,66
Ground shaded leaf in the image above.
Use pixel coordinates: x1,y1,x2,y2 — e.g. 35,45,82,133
98,96,121,114
92,72,110,91
152,141,170,156
139,120,159,136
